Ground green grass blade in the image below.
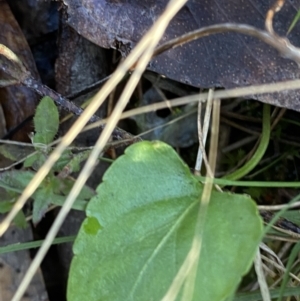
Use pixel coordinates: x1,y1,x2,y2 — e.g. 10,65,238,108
0,235,75,254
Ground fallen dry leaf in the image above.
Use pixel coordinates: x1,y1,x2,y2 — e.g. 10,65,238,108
62,0,300,111
0,0,39,141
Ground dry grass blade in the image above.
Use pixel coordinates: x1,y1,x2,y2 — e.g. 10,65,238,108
260,242,285,268
265,0,285,36
153,23,300,64
261,254,300,283
0,43,27,74
84,78,300,134
194,89,214,175
254,250,271,301
161,99,220,301
135,109,197,140
258,202,300,210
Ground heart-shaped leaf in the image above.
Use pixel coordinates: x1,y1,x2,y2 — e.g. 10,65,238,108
68,141,263,301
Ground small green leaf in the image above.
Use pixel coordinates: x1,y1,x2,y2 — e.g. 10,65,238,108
59,150,92,174
14,210,28,229
0,170,35,191
0,144,33,162
23,152,47,170
0,170,90,213
0,170,50,225
33,96,59,145
0,199,27,228
0,200,14,213
68,141,263,301
32,188,52,225
52,150,74,172
23,153,38,168
58,177,95,200
50,195,87,211
0,145,17,160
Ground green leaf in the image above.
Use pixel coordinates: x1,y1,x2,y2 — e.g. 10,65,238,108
0,144,33,162
50,194,87,211
0,171,91,224
0,200,14,213
52,150,75,172
58,150,92,175
32,188,52,225
68,141,263,301
0,199,27,228
0,170,35,192
14,210,28,229
33,96,59,145
23,152,47,170
31,173,92,224
0,145,18,160
58,177,95,200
